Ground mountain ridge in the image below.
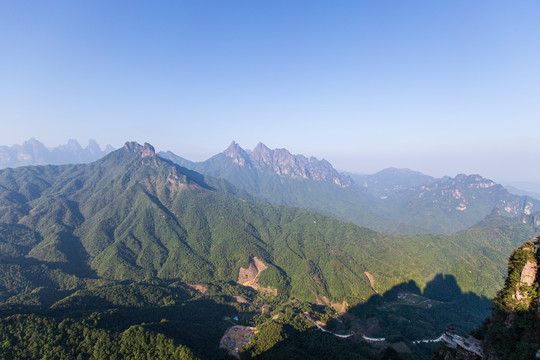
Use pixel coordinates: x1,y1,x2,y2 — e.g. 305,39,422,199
160,142,540,234
220,141,353,187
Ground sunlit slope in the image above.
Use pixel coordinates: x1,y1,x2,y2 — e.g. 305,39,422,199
0,142,536,305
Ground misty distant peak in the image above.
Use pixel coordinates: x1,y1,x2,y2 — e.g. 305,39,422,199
87,139,101,154
0,139,114,169
25,137,41,145
223,141,250,166
67,138,82,148
224,141,244,155
252,142,271,155
378,167,419,175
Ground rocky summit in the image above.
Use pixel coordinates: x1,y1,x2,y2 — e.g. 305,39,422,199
223,141,352,187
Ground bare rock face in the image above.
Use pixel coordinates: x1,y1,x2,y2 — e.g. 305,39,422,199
520,260,537,285
141,143,155,158
223,141,250,166
223,141,352,187
124,141,141,152
514,260,537,302
123,141,155,158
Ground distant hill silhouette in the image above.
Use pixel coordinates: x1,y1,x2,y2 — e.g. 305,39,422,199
0,138,114,169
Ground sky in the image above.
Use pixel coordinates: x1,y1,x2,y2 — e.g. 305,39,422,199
1,1,539,183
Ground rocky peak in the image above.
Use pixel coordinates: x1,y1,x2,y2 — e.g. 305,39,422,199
24,138,43,147
223,141,250,166
219,141,353,187
123,141,156,158
141,143,155,158
22,138,47,152
104,144,116,153
87,139,101,154
246,142,352,187
65,139,82,151
250,142,274,167
124,141,141,153
252,142,272,156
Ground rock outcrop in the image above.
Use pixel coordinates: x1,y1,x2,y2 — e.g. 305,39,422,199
481,239,539,359
437,238,539,360
124,141,155,157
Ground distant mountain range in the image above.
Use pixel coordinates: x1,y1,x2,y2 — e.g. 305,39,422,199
353,169,539,234
160,141,390,232
160,142,540,234
0,138,115,169
1,138,538,234
504,184,540,200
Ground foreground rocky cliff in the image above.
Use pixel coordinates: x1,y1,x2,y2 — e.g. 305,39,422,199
482,238,539,359
437,237,540,360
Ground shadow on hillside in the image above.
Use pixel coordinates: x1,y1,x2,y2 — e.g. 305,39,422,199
0,254,98,279
1,279,244,360
90,297,241,359
327,274,492,343
245,274,493,360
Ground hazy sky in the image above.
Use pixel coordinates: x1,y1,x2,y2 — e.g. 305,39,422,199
1,1,539,182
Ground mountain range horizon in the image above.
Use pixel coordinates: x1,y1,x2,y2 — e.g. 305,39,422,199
3,138,540,197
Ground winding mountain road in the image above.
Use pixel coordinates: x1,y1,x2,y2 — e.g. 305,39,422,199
304,314,445,344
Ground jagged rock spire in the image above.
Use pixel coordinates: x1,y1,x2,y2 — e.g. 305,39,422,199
123,141,156,158
223,141,250,166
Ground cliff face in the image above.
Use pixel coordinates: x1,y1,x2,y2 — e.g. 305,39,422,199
482,239,540,360
436,239,539,360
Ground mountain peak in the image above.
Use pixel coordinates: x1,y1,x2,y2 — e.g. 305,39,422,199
224,141,241,155
248,143,351,187
123,141,155,157
25,137,42,145
87,139,101,152
253,142,270,152
66,139,82,149
124,141,141,152
142,143,155,157
223,141,250,166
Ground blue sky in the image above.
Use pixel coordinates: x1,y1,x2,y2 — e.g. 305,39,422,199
1,1,539,182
